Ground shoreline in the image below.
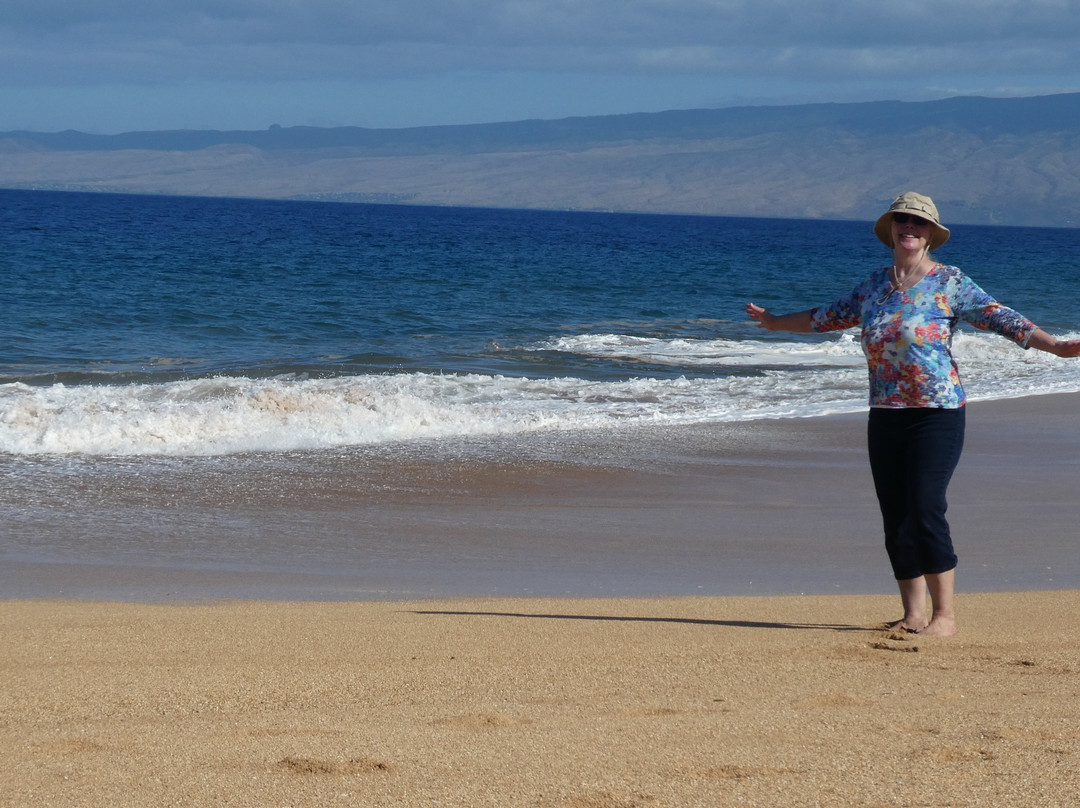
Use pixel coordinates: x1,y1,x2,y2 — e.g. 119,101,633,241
2,391,1079,602
3,590,1079,807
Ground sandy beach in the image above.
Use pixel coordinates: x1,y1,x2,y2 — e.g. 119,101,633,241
2,393,1078,806
3,591,1079,807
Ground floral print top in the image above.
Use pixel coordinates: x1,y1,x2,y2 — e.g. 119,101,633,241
810,264,1036,408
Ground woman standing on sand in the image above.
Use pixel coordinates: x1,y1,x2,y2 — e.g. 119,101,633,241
746,191,1080,636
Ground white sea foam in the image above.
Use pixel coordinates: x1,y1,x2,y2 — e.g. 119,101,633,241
535,332,868,367
2,330,1078,457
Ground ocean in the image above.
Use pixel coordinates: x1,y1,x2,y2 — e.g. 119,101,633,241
2,189,1078,600
4,189,1078,456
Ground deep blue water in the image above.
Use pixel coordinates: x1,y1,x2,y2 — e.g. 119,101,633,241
2,189,1078,456
2,189,849,381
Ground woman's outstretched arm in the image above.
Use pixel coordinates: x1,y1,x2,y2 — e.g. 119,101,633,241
745,302,815,333
1027,328,1080,358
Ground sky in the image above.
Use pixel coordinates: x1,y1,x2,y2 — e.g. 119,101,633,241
2,0,1079,134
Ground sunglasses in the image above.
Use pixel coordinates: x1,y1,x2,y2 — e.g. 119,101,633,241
893,213,930,226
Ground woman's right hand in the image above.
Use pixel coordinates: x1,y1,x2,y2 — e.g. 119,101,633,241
745,303,815,333
745,302,774,330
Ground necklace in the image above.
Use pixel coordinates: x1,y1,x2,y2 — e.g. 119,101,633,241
889,263,922,291
876,263,924,305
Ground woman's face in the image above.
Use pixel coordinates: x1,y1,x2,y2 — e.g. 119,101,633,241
891,212,931,255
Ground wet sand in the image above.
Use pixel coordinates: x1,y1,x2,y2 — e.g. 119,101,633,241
2,392,1079,601
3,591,1079,807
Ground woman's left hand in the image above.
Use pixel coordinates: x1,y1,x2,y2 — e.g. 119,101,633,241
1055,338,1080,358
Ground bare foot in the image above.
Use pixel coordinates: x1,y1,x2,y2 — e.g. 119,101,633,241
916,615,957,637
887,617,927,633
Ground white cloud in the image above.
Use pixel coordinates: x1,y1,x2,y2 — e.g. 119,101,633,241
5,1,1080,75
1,0,1079,130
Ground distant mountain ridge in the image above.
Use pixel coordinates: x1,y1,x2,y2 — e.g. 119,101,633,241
3,93,1080,226
8,94,1080,152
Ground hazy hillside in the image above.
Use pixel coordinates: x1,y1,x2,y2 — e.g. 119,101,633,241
3,94,1080,226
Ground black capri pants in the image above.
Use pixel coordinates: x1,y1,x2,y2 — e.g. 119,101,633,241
867,406,966,581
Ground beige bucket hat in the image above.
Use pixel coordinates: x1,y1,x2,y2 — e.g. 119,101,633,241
874,191,951,250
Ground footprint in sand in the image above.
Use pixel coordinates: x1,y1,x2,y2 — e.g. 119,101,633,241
616,706,684,718
277,756,394,775
795,693,873,709
696,764,799,781
870,630,921,652
432,713,529,729
560,792,643,808
932,746,997,763
871,640,920,653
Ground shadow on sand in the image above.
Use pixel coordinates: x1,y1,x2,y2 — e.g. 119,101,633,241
412,610,874,632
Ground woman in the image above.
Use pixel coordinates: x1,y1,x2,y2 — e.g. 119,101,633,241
746,191,1080,636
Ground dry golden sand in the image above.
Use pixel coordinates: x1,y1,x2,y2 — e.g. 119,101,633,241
3,591,1079,807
